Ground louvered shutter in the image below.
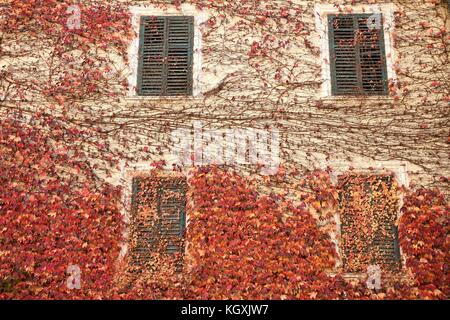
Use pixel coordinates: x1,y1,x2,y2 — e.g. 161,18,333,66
137,16,194,96
368,176,401,271
339,175,401,272
156,180,187,254
131,177,187,264
328,14,388,96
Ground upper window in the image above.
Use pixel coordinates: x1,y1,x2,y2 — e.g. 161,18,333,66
137,16,194,96
328,14,388,96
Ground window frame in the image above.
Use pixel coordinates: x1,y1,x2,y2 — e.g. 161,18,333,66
328,13,389,96
136,15,195,97
338,174,402,273
314,3,397,99
127,5,208,99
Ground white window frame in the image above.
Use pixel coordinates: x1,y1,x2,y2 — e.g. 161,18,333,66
314,3,397,98
127,4,208,99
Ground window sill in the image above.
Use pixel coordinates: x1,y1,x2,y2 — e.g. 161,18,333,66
124,95,203,102
319,95,395,102
326,272,366,280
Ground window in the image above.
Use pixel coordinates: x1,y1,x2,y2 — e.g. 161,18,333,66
328,14,388,96
338,174,401,273
137,16,194,96
130,176,187,264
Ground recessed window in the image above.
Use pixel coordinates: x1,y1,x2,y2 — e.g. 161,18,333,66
338,174,401,273
328,14,389,96
137,16,194,96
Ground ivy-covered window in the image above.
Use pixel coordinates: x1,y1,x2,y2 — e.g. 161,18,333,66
137,16,194,96
130,176,187,265
328,14,389,96
338,174,401,273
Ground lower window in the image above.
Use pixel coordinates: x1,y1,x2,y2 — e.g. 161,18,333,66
338,174,401,273
130,176,187,265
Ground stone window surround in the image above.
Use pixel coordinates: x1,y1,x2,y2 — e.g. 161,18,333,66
127,4,209,99
326,160,408,274
314,3,398,98
117,161,188,258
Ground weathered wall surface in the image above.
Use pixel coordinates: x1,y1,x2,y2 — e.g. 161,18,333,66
110,0,449,193
1,0,449,192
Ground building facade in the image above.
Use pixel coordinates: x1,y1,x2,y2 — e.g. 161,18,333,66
1,0,449,287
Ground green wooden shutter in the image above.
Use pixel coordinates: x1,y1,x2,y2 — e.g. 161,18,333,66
131,177,187,264
378,176,401,271
166,16,194,96
369,176,401,271
137,16,166,96
131,177,151,262
156,179,187,254
137,16,194,96
328,14,388,96
371,219,401,270
339,175,401,272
